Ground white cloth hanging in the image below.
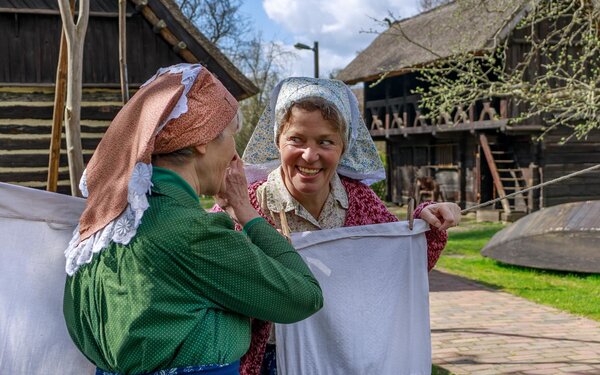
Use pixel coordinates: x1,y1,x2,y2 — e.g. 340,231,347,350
276,221,432,375
0,182,94,374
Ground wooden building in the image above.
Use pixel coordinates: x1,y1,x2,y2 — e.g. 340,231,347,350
0,0,257,194
337,0,600,217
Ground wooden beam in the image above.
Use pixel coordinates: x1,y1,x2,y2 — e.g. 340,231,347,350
119,0,129,105
479,133,511,214
0,7,133,18
370,119,510,137
130,0,198,63
0,105,120,120
47,0,73,193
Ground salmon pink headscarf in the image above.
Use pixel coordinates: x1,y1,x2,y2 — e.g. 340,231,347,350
65,64,238,275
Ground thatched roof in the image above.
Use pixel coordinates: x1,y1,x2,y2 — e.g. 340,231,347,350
337,0,528,85
0,0,258,100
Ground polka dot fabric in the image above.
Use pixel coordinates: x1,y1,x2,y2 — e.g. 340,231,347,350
64,168,323,374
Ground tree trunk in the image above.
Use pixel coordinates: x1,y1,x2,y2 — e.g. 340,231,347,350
64,40,85,197
58,0,89,197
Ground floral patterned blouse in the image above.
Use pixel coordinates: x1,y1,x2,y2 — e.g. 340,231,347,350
254,167,349,232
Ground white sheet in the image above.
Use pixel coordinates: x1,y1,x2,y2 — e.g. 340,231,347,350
0,182,94,374
276,221,432,375
0,182,432,375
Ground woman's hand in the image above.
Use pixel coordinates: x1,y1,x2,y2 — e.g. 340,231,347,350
214,155,259,226
418,202,461,231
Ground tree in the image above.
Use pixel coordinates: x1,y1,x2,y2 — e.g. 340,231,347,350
176,0,294,154
405,0,600,141
176,0,251,58
419,0,451,11
235,33,294,154
57,0,90,196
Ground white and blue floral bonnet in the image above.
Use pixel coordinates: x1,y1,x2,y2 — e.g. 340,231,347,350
242,77,385,185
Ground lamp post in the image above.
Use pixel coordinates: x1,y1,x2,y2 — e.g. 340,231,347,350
294,41,319,78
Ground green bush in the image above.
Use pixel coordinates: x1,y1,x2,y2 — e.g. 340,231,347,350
371,149,387,200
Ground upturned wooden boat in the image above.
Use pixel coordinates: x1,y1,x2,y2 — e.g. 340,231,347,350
481,200,600,273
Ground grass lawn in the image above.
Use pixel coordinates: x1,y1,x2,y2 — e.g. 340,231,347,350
438,215,600,322
431,365,453,375
206,200,600,321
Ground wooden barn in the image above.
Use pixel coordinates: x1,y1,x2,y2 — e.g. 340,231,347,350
0,0,257,194
337,0,600,219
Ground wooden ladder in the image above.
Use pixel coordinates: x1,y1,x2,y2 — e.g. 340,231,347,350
479,134,529,215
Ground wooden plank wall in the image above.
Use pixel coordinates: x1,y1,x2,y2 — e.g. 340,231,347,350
0,87,121,195
541,128,600,207
0,11,184,85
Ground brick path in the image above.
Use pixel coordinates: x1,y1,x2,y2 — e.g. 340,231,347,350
429,270,600,375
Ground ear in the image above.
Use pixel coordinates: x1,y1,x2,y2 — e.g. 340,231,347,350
194,144,208,156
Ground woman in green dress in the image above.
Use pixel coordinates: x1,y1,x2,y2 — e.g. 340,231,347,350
62,64,323,375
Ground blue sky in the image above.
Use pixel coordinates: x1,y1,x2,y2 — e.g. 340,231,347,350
238,0,421,78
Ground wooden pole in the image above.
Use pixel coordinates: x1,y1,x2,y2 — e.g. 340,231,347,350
58,0,89,197
479,133,511,214
47,20,70,191
119,0,129,104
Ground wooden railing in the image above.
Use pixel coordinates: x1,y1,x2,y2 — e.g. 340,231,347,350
365,96,515,136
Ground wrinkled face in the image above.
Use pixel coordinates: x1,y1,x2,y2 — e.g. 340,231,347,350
277,107,344,202
198,116,239,196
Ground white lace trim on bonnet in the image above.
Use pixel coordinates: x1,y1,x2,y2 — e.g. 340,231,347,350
65,64,202,276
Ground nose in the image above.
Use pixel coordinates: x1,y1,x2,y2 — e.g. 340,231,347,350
301,146,319,163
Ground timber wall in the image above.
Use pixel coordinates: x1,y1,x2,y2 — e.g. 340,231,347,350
0,87,120,195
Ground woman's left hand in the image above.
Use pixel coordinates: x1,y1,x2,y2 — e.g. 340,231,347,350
418,202,461,231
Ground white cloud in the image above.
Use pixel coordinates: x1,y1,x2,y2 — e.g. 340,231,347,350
263,0,419,77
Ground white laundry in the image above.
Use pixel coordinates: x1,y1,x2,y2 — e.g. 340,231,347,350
0,182,432,375
276,221,432,375
0,182,94,374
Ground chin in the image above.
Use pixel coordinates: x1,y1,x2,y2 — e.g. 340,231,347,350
292,180,327,195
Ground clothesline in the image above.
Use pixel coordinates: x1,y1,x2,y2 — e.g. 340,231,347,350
460,163,600,213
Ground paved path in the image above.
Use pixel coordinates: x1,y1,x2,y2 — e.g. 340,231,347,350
429,270,600,375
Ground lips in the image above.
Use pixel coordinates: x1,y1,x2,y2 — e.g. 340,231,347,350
297,166,321,176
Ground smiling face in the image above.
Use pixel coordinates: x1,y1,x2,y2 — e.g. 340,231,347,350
277,107,344,206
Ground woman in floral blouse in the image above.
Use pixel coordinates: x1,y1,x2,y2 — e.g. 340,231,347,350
232,77,461,374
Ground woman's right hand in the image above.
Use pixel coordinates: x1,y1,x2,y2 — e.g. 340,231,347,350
418,202,461,231
214,155,260,226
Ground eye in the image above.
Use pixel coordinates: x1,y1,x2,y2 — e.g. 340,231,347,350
320,139,334,146
288,137,302,144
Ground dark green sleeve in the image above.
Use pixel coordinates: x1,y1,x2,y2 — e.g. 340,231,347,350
177,214,323,323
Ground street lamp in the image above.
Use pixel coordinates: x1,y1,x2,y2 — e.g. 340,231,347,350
294,41,319,78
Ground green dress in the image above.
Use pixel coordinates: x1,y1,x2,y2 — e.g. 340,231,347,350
64,167,323,374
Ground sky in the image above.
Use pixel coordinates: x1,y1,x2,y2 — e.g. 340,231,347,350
238,0,421,79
